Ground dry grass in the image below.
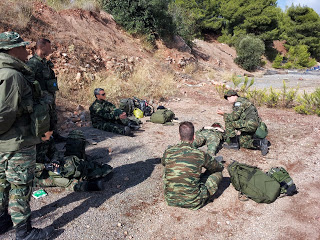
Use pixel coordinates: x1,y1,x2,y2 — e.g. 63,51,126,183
45,0,102,11
57,62,178,106
0,0,33,29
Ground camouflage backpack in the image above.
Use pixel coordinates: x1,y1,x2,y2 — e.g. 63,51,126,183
267,167,297,196
119,98,137,116
64,130,86,160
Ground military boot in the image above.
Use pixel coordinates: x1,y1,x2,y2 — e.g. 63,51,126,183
223,136,240,150
123,126,132,136
87,179,103,191
15,218,54,240
0,210,13,234
253,138,269,156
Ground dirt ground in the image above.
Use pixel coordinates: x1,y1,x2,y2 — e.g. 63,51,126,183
2,86,320,240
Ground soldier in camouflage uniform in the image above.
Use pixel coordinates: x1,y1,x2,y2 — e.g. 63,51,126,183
33,156,113,192
217,90,269,155
193,122,224,157
89,88,133,135
161,121,224,210
0,32,53,239
27,38,66,143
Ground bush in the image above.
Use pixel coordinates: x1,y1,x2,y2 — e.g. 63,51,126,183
235,35,265,71
287,45,317,69
272,54,283,69
102,0,174,45
294,88,320,116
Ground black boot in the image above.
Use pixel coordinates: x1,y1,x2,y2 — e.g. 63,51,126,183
253,138,269,156
223,136,240,150
87,179,103,191
0,210,13,234
15,218,54,240
123,126,132,136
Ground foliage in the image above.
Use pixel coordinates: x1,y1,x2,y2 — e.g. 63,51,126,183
294,89,320,116
286,45,317,69
231,75,254,93
102,0,174,45
235,35,265,71
272,54,283,68
280,5,320,60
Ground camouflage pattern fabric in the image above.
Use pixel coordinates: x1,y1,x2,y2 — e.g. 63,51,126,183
0,146,36,226
89,99,127,134
27,54,58,132
161,142,223,210
193,128,224,156
224,97,260,149
36,137,57,163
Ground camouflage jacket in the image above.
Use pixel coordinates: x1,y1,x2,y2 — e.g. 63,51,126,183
224,97,260,123
27,54,58,94
0,53,41,152
161,141,222,209
89,99,123,126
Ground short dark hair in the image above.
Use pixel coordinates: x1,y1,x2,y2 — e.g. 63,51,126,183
94,88,104,98
35,38,51,49
179,121,194,142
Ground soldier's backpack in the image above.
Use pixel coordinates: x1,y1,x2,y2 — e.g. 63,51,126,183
150,108,175,124
119,98,136,116
267,167,297,196
64,130,86,160
228,161,281,203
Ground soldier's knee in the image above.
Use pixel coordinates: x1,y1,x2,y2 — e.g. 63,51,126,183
9,184,32,200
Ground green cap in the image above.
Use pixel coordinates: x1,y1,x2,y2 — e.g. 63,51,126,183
224,90,238,100
0,31,29,50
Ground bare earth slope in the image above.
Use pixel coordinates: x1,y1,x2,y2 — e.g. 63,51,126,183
1,3,319,240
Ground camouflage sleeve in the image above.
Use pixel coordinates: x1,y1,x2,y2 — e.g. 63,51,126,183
192,130,206,148
27,58,42,82
92,101,122,120
223,100,251,122
203,152,224,173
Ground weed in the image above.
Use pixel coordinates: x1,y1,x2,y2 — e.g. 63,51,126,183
294,88,320,116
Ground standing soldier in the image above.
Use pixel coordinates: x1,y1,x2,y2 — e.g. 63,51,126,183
217,90,269,155
161,121,224,210
0,32,53,239
27,38,66,142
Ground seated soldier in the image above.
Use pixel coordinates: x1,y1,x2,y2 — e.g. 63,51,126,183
193,122,225,157
161,121,224,210
217,90,269,156
89,88,140,136
33,156,113,192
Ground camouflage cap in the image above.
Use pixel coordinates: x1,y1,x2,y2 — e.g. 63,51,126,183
0,31,29,50
224,90,238,100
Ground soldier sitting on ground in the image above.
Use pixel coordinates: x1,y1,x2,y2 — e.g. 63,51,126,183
89,88,141,136
161,121,224,210
193,122,225,157
217,90,269,155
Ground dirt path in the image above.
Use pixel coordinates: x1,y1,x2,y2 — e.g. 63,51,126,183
3,90,320,240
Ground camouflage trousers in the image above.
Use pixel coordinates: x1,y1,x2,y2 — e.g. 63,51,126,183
33,163,83,191
93,121,126,135
36,137,57,163
0,146,36,226
193,129,223,156
225,118,259,149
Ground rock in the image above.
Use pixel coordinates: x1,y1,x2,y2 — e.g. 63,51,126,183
75,72,81,81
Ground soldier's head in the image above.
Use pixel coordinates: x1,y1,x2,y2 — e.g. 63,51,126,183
179,121,194,143
35,38,52,58
94,88,106,100
0,31,29,62
224,90,238,103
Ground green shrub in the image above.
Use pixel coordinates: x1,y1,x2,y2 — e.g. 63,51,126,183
294,88,320,116
234,35,265,71
272,54,283,69
287,45,317,69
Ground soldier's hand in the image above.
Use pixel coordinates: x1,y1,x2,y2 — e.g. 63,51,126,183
119,112,127,119
217,109,225,115
41,131,53,141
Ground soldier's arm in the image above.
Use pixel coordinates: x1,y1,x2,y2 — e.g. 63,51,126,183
92,102,123,120
223,101,250,122
192,131,206,149
203,153,224,173
27,58,42,81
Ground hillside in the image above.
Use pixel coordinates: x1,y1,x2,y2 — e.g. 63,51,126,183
1,2,319,240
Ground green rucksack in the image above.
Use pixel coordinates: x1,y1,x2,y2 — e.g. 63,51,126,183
64,130,86,160
228,161,280,203
150,109,175,124
119,98,137,116
267,167,297,196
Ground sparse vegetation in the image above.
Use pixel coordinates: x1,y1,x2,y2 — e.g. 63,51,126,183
45,0,102,11
294,88,320,116
57,63,178,105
